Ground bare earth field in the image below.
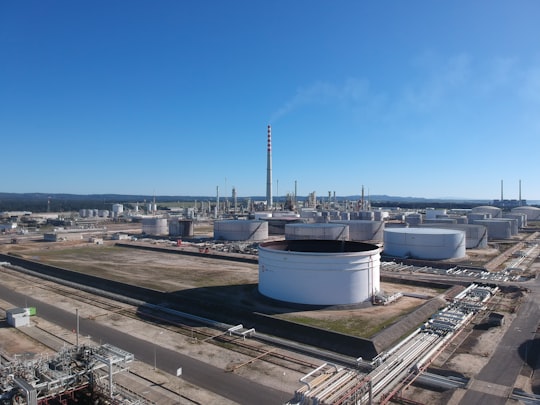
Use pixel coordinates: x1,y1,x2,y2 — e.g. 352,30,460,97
7,241,443,339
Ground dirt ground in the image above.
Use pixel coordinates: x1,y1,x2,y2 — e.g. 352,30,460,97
5,240,443,340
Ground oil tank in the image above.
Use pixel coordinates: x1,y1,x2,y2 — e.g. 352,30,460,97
425,208,447,220
332,220,385,242
419,224,488,249
512,206,540,221
214,220,268,241
258,240,380,305
470,219,512,240
169,219,194,237
405,213,423,226
471,206,502,218
503,213,527,228
383,228,466,260
424,218,458,224
142,217,168,236
285,223,349,241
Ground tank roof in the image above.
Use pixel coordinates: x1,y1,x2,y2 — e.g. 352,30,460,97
260,239,378,253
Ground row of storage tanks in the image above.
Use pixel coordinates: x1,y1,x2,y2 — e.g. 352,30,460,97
256,206,540,306
213,207,535,259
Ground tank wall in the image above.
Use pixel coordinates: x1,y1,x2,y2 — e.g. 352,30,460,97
214,220,268,241
285,224,349,241
142,218,168,235
332,220,385,242
419,224,488,249
258,248,381,305
512,207,540,221
383,229,466,260
471,220,512,239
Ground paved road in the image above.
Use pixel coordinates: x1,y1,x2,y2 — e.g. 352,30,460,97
0,284,289,404
459,276,540,405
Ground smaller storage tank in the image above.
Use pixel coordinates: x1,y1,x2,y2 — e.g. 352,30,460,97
425,208,447,220
471,219,512,240
285,223,349,241
142,217,168,236
424,218,458,224
169,219,194,237
420,224,488,249
332,220,385,242
512,206,540,221
214,220,268,241
503,213,527,228
112,204,124,215
383,228,466,260
471,206,502,218
405,213,423,226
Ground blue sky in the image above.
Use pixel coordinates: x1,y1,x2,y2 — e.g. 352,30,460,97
2,1,539,200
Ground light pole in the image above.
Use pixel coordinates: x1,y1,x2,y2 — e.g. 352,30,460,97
154,331,163,370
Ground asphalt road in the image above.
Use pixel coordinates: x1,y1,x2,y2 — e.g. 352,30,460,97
0,284,290,404
459,276,540,405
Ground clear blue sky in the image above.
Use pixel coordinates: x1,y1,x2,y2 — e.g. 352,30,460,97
2,1,539,200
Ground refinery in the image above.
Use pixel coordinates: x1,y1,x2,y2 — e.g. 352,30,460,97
1,126,540,404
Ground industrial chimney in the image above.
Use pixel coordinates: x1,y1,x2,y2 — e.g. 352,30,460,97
266,125,273,209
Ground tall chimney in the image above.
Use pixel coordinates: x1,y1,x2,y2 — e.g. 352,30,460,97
500,179,504,201
519,179,522,202
266,125,273,209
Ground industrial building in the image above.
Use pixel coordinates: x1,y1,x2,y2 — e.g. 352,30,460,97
258,239,381,305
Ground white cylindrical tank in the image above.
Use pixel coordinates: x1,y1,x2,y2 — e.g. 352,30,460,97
383,228,466,260
214,220,268,241
373,211,388,221
424,218,458,224
425,208,447,220
254,212,273,220
470,219,512,240
112,204,124,214
503,213,527,228
512,206,540,221
285,223,349,241
357,211,375,221
79,209,87,218
405,213,422,226
332,220,385,242
419,224,488,249
471,206,502,218
258,240,381,305
467,212,491,221
142,217,168,236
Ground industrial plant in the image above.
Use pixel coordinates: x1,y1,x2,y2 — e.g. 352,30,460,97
1,125,540,404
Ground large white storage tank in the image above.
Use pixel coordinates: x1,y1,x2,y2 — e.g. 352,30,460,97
258,240,381,305
142,217,168,236
285,223,349,241
470,219,512,240
332,220,385,242
471,206,502,218
214,220,268,241
383,228,466,260
419,224,488,249
512,206,540,221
